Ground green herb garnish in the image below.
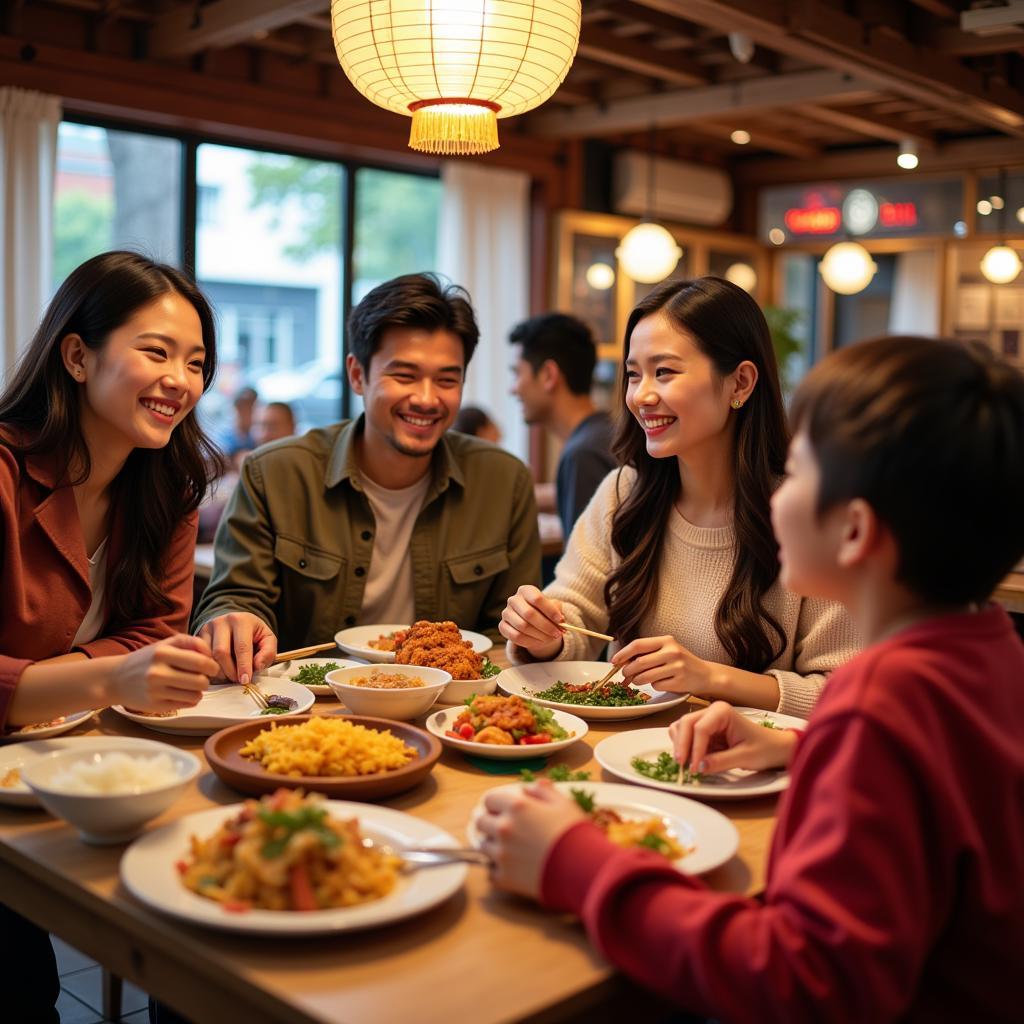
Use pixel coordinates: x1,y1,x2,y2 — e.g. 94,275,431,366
480,659,501,678
532,680,648,707
638,833,672,854
257,805,342,859
259,706,292,715
518,763,591,783
630,752,705,784
293,662,339,687
569,788,596,813
760,718,778,729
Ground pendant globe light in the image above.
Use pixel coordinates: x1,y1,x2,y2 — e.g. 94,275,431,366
819,241,877,295
980,168,1022,284
617,127,683,284
331,0,581,156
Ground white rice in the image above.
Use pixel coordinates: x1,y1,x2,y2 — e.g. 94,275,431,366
48,752,180,794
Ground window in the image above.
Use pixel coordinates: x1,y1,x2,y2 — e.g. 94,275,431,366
53,122,182,289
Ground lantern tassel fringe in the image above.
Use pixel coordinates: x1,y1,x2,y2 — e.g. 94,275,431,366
409,106,500,156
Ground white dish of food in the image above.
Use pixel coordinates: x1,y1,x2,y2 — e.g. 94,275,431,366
425,701,588,760
326,664,451,720
121,799,467,934
112,679,314,736
257,657,364,696
497,662,691,721
0,710,98,744
334,624,492,664
467,781,738,875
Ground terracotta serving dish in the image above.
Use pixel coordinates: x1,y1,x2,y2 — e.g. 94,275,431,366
203,713,441,801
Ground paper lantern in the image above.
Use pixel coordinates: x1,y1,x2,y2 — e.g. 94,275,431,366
980,245,1022,284
585,262,615,290
818,242,877,296
331,0,581,155
617,223,682,284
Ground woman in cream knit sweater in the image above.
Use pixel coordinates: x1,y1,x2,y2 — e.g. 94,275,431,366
501,277,859,718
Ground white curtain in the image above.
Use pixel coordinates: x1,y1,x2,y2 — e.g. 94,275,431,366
0,87,61,384
889,249,939,336
438,161,530,461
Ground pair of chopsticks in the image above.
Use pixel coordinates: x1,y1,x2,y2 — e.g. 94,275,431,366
242,684,269,710
273,641,336,663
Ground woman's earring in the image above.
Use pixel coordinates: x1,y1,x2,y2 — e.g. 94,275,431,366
731,399,743,409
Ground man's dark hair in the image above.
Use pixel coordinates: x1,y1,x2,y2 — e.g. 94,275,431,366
791,335,1024,606
265,401,296,428
509,313,597,395
347,273,479,371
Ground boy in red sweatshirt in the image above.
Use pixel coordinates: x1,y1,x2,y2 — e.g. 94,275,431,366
477,336,1024,1023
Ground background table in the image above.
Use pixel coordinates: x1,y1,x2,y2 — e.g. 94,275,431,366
0,662,779,1024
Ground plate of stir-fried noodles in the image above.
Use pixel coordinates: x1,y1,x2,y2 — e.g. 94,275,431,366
120,789,466,934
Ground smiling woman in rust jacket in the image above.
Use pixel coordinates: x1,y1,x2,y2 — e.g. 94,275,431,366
0,251,223,730
1,252,225,1024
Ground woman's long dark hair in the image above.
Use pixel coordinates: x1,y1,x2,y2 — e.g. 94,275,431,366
604,277,789,670
0,251,221,627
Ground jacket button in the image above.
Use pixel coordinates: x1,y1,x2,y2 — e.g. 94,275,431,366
345,615,356,626
355,566,365,577
361,530,372,541
298,559,307,569
473,564,483,576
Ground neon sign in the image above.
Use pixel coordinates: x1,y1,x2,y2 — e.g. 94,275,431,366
879,201,918,228
783,206,841,234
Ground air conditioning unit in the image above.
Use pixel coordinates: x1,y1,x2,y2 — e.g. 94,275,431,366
612,151,732,227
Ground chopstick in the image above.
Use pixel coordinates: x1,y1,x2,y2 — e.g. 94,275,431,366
274,642,337,662
559,622,614,643
242,684,269,710
590,663,621,690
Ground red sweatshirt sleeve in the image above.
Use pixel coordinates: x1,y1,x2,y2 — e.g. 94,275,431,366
76,512,198,658
541,714,941,1023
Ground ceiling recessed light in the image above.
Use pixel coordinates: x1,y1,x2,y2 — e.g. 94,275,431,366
730,129,751,145
977,200,993,216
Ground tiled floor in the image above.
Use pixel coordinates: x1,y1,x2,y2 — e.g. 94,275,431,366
53,936,150,1024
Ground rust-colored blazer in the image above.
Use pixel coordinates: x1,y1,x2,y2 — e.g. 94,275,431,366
0,433,197,728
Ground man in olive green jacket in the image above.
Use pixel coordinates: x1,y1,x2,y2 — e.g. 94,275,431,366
194,274,541,684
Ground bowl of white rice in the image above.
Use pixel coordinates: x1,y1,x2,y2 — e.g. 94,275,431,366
20,738,200,844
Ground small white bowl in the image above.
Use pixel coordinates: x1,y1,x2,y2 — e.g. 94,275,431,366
20,738,200,845
438,675,499,705
326,664,451,720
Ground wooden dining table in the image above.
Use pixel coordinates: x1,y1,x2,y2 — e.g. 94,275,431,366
0,651,780,1024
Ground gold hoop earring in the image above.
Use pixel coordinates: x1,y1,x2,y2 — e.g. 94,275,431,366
731,399,742,409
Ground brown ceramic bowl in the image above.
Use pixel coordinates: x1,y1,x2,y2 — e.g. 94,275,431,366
203,713,441,801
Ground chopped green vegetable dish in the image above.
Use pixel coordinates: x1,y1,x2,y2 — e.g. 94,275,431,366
532,680,649,707
519,764,592,783
631,752,704,784
293,662,339,687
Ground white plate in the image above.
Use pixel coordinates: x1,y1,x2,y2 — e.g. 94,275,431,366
257,657,364,696
497,662,690,721
112,680,314,736
0,710,97,744
0,736,170,808
467,781,738,875
121,800,467,934
425,705,588,760
334,624,493,664
595,711,805,801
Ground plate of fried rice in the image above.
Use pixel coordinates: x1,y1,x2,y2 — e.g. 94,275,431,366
120,789,466,934
204,714,442,799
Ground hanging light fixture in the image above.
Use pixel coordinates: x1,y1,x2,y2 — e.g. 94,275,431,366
897,138,918,170
819,241,877,295
617,126,682,284
331,0,581,155
585,262,616,290
980,168,1022,284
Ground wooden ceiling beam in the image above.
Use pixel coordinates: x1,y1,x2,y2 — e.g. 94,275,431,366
150,0,328,58
907,0,959,19
793,102,936,147
925,26,1024,56
577,24,709,85
529,67,875,137
626,0,1024,137
692,120,821,159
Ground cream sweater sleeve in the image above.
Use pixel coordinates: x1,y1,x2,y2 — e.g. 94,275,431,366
768,595,862,718
507,468,627,665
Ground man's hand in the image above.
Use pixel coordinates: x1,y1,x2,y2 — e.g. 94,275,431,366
197,612,278,685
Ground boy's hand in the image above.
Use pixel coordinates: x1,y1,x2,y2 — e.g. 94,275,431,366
111,635,219,713
669,701,799,775
197,612,278,685
477,780,587,899
499,585,566,660
612,634,715,696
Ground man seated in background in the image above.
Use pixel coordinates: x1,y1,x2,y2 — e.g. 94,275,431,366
510,313,616,540
452,405,502,444
252,400,297,447
193,273,541,684
221,385,257,468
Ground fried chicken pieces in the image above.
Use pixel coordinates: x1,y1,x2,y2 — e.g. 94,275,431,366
453,695,538,744
393,620,483,680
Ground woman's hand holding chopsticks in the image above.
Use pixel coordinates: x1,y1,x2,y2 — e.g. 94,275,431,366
611,634,716,697
499,585,567,660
